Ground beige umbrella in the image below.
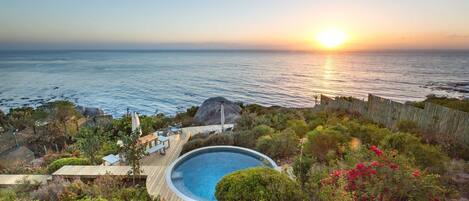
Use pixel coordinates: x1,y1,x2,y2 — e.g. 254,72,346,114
131,112,142,136
220,101,225,132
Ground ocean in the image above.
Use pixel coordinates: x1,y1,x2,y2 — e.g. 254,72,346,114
0,50,468,117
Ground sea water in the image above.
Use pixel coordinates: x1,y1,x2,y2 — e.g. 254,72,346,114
1,50,468,117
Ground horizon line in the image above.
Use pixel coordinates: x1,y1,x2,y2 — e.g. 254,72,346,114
1,48,469,53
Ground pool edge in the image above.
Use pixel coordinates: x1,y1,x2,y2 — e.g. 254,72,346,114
165,145,279,201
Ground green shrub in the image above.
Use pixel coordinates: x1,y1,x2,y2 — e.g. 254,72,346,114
204,134,234,146
255,135,272,155
180,139,206,155
235,112,258,130
381,132,449,173
306,112,328,130
345,120,389,145
304,127,349,162
250,110,303,131
287,119,309,138
396,120,420,134
215,167,306,201
47,157,90,173
55,174,157,201
407,94,469,113
138,115,157,135
255,128,299,159
233,130,255,148
116,187,154,201
292,155,313,187
0,188,17,201
180,134,234,155
43,152,75,165
174,106,198,127
76,197,107,201
251,124,274,137
233,125,274,148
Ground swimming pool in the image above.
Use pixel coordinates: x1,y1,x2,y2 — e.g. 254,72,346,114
166,146,278,201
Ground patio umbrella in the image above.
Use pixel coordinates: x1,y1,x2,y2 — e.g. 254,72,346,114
220,101,225,132
131,112,142,136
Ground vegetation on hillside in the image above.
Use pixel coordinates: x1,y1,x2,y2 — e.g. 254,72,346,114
0,175,159,201
1,99,468,200
407,94,469,113
0,101,198,201
184,104,468,200
215,167,306,201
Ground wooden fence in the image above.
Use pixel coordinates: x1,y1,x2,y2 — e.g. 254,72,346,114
318,94,469,144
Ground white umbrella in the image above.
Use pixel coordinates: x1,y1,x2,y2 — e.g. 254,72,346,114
220,102,225,132
131,112,142,136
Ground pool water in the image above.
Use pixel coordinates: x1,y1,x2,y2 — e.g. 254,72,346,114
171,150,268,201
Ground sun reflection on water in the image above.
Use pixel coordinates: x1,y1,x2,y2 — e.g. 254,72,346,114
320,55,336,95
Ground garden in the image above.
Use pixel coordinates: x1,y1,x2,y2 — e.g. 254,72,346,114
0,97,468,200
181,103,468,201
0,101,196,201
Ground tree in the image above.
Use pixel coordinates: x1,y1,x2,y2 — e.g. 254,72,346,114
76,127,101,165
119,129,146,184
51,101,78,138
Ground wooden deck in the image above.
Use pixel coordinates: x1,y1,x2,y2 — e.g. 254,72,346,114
52,165,154,179
0,175,51,187
143,124,233,201
50,124,233,201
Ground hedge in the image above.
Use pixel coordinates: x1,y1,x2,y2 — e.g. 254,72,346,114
215,167,306,201
180,134,234,155
47,157,90,173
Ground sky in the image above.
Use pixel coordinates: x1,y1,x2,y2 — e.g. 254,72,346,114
1,0,469,50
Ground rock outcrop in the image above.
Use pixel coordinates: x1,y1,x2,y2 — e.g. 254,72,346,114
76,106,104,117
193,97,241,125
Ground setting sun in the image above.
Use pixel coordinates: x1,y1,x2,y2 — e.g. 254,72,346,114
315,29,348,49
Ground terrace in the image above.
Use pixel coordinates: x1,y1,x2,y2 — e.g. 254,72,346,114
0,124,233,201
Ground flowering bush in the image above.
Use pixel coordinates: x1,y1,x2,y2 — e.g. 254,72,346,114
380,132,449,173
319,145,447,200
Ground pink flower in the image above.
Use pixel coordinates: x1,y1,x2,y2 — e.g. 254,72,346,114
389,163,399,170
369,145,383,156
330,170,343,177
356,163,365,169
370,161,380,167
412,170,420,177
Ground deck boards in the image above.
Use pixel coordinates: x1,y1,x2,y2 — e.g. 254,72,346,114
143,124,233,201
50,124,232,201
